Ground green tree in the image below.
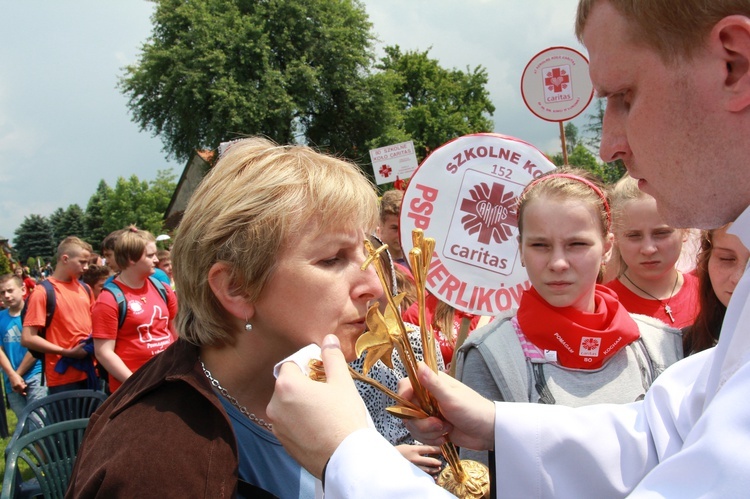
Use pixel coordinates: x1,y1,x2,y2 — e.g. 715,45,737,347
85,180,112,250
13,215,55,263
372,46,495,162
120,0,375,163
584,98,605,153
49,204,86,243
0,251,11,276
564,122,579,154
101,171,177,236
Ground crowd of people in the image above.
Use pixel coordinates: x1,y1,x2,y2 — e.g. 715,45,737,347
1,0,749,496
0,227,177,420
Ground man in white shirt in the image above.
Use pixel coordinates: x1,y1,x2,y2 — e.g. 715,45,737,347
269,1,750,496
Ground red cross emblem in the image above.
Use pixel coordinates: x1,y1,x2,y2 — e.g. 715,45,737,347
544,67,570,93
379,164,392,178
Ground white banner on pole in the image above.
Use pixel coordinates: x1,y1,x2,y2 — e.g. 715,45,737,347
369,140,418,186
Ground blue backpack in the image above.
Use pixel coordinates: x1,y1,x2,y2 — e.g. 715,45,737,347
102,276,170,329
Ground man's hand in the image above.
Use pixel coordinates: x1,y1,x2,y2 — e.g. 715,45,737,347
9,371,27,395
268,334,369,479
61,343,88,359
400,362,496,452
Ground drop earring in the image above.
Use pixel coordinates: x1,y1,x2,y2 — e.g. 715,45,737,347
245,318,253,331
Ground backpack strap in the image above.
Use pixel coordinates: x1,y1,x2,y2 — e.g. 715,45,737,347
147,275,169,306
79,280,93,301
40,279,56,330
102,281,128,330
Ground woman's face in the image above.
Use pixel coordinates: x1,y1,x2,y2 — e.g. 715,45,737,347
708,225,750,307
519,196,611,312
613,196,684,281
129,242,158,279
250,225,382,361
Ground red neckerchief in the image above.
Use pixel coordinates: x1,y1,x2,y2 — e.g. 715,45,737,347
517,285,640,370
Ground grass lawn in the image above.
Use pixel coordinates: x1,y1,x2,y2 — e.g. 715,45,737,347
1,406,35,486
1,406,19,472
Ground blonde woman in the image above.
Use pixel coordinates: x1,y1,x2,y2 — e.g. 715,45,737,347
69,138,381,497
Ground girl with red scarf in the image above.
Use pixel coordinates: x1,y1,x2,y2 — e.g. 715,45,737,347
452,168,684,466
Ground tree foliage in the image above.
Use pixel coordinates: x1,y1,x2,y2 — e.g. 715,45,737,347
49,204,86,244
119,1,495,177
372,46,495,162
120,0,375,163
552,121,626,185
99,170,177,237
84,180,112,251
13,215,55,263
0,251,11,276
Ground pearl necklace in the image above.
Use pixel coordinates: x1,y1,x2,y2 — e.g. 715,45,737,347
200,360,273,431
622,272,679,323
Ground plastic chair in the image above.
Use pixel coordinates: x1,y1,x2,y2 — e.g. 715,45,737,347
1,418,89,499
5,390,106,458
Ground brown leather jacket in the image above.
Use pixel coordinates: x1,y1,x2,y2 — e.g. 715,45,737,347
66,339,239,498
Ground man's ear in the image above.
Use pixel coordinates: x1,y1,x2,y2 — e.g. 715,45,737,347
712,15,750,112
207,262,254,321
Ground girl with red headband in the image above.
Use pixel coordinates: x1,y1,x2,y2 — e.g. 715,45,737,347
453,167,683,466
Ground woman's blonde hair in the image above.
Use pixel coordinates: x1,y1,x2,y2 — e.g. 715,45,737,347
172,137,379,346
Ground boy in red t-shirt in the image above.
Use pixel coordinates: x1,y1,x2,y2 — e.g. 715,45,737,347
22,236,94,393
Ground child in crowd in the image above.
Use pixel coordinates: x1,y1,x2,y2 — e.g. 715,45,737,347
454,169,683,465
81,264,114,300
682,224,750,355
604,175,700,328
0,274,46,417
13,266,36,300
91,226,178,392
156,249,175,290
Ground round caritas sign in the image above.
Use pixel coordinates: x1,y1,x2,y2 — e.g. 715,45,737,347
400,133,555,315
521,46,594,122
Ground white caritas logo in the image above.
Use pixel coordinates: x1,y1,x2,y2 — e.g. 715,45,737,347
579,337,601,357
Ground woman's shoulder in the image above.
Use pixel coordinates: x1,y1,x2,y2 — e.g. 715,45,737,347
458,310,517,351
630,313,684,365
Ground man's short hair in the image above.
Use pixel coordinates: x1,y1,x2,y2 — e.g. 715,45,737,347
172,137,379,347
56,236,92,261
102,229,128,253
575,0,750,62
380,189,404,222
0,274,23,288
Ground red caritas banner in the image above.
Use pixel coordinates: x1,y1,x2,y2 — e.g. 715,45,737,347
400,133,555,315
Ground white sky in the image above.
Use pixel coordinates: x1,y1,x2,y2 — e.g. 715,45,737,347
0,0,587,245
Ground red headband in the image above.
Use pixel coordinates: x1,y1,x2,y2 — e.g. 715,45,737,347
520,173,611,231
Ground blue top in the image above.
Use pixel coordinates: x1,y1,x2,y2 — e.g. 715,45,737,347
0,308,42,393
218,395,316,498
